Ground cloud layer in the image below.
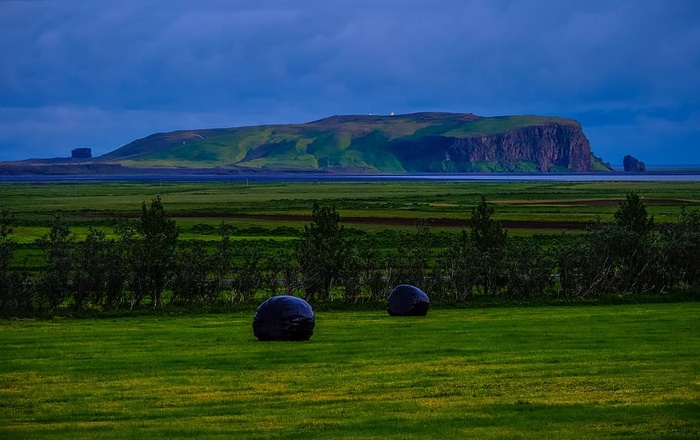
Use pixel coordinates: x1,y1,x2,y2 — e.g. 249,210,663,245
1,0,699,165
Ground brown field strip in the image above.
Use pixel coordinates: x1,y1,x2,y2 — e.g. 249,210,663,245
84,211,588,230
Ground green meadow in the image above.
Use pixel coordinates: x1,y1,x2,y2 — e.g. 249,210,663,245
2,180,699,241
1,303,698,439
1,180,699,438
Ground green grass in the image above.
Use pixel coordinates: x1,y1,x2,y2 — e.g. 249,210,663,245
1,303,698,439
442,115,576,137
1,181,699,243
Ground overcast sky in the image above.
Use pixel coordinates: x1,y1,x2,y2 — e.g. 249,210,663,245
1,0,699,166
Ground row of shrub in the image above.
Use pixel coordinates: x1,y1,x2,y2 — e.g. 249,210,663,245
1,193,699,316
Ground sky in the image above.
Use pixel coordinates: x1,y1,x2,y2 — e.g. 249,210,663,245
1,0,699,166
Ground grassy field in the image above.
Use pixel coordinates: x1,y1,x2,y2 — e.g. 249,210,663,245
1,303,698,439
2,180,699,242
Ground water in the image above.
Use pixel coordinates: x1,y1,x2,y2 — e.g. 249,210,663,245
1,172,699,183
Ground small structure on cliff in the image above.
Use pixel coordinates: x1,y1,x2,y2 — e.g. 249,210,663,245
71,148,92,159
623,155,645,172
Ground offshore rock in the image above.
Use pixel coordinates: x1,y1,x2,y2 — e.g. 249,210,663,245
623,155,646,172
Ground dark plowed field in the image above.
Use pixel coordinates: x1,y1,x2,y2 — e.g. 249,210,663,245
174,213,589,230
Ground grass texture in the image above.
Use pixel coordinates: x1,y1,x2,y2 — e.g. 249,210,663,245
1,303,698,439
2,181,699,237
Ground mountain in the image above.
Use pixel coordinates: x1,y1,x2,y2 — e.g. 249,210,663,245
95,112,610,173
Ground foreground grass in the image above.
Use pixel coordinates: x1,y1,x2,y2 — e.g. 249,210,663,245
1,304,699,439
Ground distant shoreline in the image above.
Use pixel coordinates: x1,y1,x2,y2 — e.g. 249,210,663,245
1,171,700,183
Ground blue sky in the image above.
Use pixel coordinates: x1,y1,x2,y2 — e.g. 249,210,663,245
1,0,699,166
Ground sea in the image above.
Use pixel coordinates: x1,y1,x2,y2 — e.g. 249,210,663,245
1,166,699,183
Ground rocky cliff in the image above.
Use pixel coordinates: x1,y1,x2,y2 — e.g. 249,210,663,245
623,155,646,172
442,123,593,172
386,120,595,172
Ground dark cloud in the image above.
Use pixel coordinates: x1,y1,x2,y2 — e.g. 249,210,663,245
1,0,699,164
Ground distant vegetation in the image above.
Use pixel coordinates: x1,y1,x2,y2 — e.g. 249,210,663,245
1,181,699,317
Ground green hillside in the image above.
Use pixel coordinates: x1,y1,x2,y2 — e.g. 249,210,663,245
97,112,605,172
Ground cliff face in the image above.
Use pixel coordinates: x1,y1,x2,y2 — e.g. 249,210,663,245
443,123,593,172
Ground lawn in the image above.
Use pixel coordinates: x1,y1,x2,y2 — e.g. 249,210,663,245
1,303,698,439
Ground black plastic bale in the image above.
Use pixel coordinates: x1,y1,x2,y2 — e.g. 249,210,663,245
387,284,430,316
252,295,316,341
